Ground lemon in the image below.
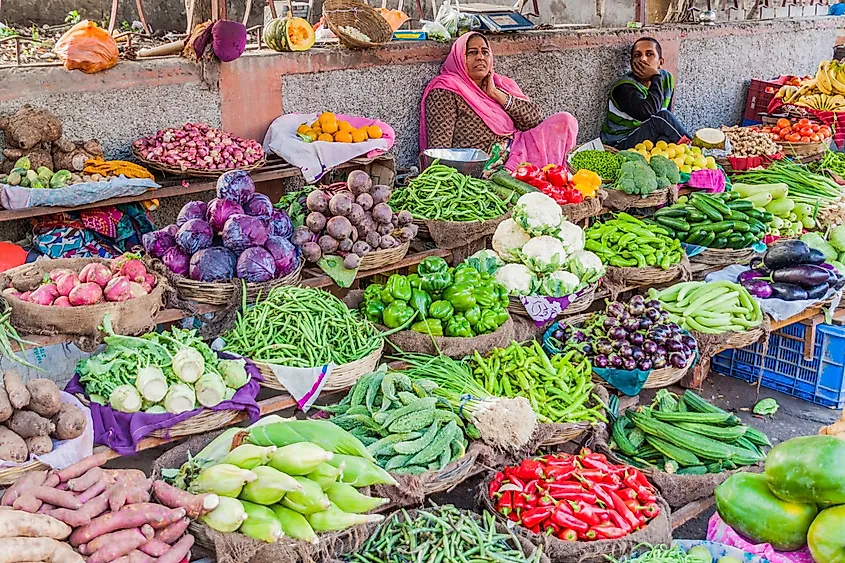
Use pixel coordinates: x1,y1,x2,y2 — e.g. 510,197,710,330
684,155,695,166
643,140,654,150
654,140,667,150
635,143,646,151
691,146,702,154
681,164,693,174
673,156,686,168
693,155,707,168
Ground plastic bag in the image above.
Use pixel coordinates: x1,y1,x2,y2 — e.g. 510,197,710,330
435,0,460,36
376,8,410,31
54,20,118,73
422,20,451,41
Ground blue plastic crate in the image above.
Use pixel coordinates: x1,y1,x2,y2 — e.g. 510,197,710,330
711,321,845,409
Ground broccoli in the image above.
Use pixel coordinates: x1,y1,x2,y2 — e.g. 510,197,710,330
614,160,658,196
649,155,681,189
618,150,649,166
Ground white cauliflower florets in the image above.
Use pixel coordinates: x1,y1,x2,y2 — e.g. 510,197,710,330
520,235,566,274
495,263,536,296
569,250,604,280
513,192,562,235
543,270,581,297
555,220,585,255
492,218,531,262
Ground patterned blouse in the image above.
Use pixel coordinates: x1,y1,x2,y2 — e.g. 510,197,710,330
424,88,543,154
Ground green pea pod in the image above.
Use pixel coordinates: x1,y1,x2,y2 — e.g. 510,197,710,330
411,318,443,337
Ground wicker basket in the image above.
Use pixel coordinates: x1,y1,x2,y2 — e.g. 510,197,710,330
507,283,598,319
534,384,609,448
605,260,687,288
0,460,49,486
643,353,695,389
256,340,384,393
168,259,303,307
323,0,392,49
691,325,766,351
130,145,266,178
358,241,410,271
778,136,832,158
603,187,669,211
689,247,756,267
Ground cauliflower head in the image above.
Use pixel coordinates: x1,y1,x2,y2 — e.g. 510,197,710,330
541,270,581,297
568,250,604,284
513,192,562,235
520,235,566,274
495,263,536,296
555,220,585,255
492,218,531,262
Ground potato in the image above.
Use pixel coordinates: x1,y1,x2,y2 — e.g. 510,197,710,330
6,411,55,438
24,436,52,456
3,371,30,410
51,404,85,441
24,380,61,418
0,426,27,462
0,386,12,424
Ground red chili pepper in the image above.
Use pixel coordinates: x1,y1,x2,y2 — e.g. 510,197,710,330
593,526,629,540
573,501,602,526
581,450,607,462
489,472,505,497
549,491,598,504
593,484,615,508
560,528,578,542
528,523,541,535
618,488,638,500
544,482,584,495
608,489,641,529
507,511,520,523
581,456,614,474
624,499,638,513
580,529,598,541
495,491,514,516
636,488,657,503
638,502,660,519
513,493,529,514
544,465,575,481
537,494,555,507
541,454,574,464
502,472,526,492
515,459,545,480
608,508,632,531
551,506,588,532
632,469,652,490
521,506,553,528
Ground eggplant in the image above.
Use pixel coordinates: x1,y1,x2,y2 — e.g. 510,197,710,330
638,317,654,331
623,357,637,371
669,353,687,368
749,256,764,270
770,282,809,301
609,354,623,368
629,332,645,346
643,340,658,355
806,283,830,300
681,335,697,351
741,279,773,299
594,354,609,368
762,240,811,270
771,264,831,289
807,248,827,265
835,275,845,291
638,359,653,371
737,269,766,284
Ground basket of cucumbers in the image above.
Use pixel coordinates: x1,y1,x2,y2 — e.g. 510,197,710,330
652,191,773,267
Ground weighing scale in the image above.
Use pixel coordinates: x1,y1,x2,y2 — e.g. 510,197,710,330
457,2,535,32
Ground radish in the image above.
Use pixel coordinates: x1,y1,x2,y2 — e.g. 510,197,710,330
55,273,80,297
104,276,132,302
143,273,157,288
79,263,113,287
128,282,148,299
119,259,147,283
19,291,31,302
69,283,103,306
2,287,21,298
29,284,59,306
140,281,153,294
54,296,72,307
48,268,75,282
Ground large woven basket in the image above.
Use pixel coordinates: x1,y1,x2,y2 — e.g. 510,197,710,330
358,241,409,271
603,187,669,211
256,340,384,393
778,136,832,158
168,259,303,307
0,460,49,486
534,384,609,448
689,247,756,267
323,0,392,49
130,145,266,178
643,353,695,389
691,325,766,351
605,261,686,288
507,283,597,319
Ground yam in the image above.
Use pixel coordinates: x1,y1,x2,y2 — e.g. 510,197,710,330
48,490,109,528
14,487,81,511
24,436,52,456
50,403,85,441
138,537,171,557
6,411,54,438
24,380,61,418
156,533,194,563
0,426,28,463
152,480,218,518
153,517,189,544
56,451,109,482
0,508,71,539
67,467,102,492
113,550,156,563
85,525,153,559
76,480,107,503
69,503,180,546
0,536,84,563
1,471,46,507
3,371,29,410
109,481,152,512
103,468,146,486
0,386,12,423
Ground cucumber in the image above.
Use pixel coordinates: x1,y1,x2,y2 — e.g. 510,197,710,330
699,221,738,234
655,207,688,218
656,216,690,232
690,196,724,222
491,170,537,195
699,232,716,247
726,199,754,211
745,208,765,220
685,230,707,245
712,237,728,249
698,193,732,217
727,210,750,222
685,209,708,223
726,233,747,249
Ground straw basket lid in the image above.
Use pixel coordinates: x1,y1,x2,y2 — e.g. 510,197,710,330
323,0,393,49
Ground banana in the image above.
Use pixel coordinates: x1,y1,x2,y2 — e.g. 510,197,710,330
817,61,833,95
830,95,845,110
833,62,845,95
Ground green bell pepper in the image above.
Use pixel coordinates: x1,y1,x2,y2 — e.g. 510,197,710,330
445,314,472,338
417,256,449,277
443,282,476,312
464,305,481,327
491,306,509,327
496,283,510,309
362,299,386,324
410,289,432,319
428,300,454,321
453,264,480,285
407,273,422,289
383,300,414,329
411,318,443,337
384,274,412,303
475,309,499,334
362,283,383,304
473,280,499,309
420,271,453,294
809,505,845,563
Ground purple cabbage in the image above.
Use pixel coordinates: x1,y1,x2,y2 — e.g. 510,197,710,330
189,246,237,282
207,198,245,233
222,214,268,252
268,209,293,239
265,236,299,277
237,247,276,282
216,170,255,205
162,246,190,276
244,193,274,218
176,201,208,227
176,219,214,255
142,229,176,258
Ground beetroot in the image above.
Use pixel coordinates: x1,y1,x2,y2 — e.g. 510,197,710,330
2,287,21,299
69,282,103,306
48,268,75,283
104,276,133,302
55,273,80,297
30,284,59,306
78,263,113,287
211,20,247,63
119,259,147,284
143,273,157,288
19,291,31,302
53,296,72,307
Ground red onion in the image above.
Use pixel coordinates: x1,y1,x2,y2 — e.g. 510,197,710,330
134,123,264,172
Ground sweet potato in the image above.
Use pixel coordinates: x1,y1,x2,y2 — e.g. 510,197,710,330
152,480,219,518
56,451,109,482
48,490,109,527
77,480,108,504
84,524,153,558
24,436,52,456
6,411,54,438
51,403,85,441
0,387,12,424
0,536,83,563
103,468,146,486
3,371,30,410
156,533,194,563
0,508,71,539
150,507,186,529
24,380,61,418
14,487,80,511
66,467,102,492
153,516,189,544
0,426,27,463
108,481,152,512
113,550,156,563
69,503,179,546
138,537,171,557
1,471,46,506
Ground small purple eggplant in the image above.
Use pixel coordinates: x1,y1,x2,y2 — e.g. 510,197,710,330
742,279,774,299
638,358,653,371
623,357,638,371
609,354,623,368
669,352,687,368
594,354,609,368
738,269,766,284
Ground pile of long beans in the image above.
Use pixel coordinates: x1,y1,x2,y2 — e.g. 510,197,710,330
222,286,381,367
391,164,512,221
811,148,845,178
342,505,545,563
607,544,695,563
468,341,607,425
0,302,38,370
735,161,843,204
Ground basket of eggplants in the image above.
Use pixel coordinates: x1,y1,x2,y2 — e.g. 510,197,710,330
738,240,845,301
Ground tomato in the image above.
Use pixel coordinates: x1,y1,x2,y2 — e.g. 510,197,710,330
799,118,811,126
820,126,832,137
800,136,811,143
787,133,802,142
811,134,821,142
777,118,791,129
779,131,790,140
811,124,820,132
799,127,813,137
772,126,781,134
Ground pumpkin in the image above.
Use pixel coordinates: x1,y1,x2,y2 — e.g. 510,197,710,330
263,17,315,52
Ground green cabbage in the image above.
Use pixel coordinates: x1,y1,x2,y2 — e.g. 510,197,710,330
830,225,845,252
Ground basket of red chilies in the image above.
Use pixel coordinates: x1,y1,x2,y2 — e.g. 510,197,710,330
480,448,672,558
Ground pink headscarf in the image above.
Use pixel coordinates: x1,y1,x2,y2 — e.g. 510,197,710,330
419,32,528,151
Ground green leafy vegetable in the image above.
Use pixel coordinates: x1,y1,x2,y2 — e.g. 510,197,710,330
753,398,779,416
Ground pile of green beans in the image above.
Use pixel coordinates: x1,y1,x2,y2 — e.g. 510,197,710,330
391,164,512,221
342,505,545,563
0,303,38,370
222,286,381,367
608,543,695,563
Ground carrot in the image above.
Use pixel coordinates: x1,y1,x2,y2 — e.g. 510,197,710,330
69,503,175,546
153,480,219,518
87,526,153,563
138,537,171,557
154,517,189,544
14,487,81,511
67,467,103,492
56,452,110,483
77,480,108,503
85,524,154,554
156,533,194,563
1,470,46,506
49,490,109,527
0,508,72,539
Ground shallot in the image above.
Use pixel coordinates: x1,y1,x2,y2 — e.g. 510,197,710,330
133,123,264,172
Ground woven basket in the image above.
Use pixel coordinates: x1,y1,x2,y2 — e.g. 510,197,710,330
689,247,756,267
643,353,695,389
323,0,392,49
605,261,686,288
534,384,609,448
130,145,266,178
603,187,669,211
691,325,766,351
358,241,410,271
0,460,50,486
778,136,832,158
256,340,384,393
507,283,597,319
168,260,303,307
560,190,607,224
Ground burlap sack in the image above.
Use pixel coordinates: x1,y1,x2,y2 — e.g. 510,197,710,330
0,257,166,350
561,190,607,225
420,211,511,250
603,254,692,300
151,430,373,563
478,472,672,563
511,314,550,342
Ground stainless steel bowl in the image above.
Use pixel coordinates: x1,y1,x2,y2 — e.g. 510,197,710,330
420,148,490,178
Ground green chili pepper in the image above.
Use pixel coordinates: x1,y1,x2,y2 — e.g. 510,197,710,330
383,300,414,328
463,305,481,327
409,289,432,319
443,282,477,312
411,318,443,337
384,274,412,302
362,299,386,323
428,300,454,321
445,314,472,338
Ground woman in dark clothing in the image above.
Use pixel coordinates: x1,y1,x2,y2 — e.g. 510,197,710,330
601,37,691,150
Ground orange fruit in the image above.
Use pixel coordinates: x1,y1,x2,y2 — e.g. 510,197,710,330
302,130,318,142
317,133,334,142
311,120,321,129
296,124,310,135
312,127,322,135
318,112,337,126
334,130,353,143
322,120,339,135
338,121,353,133
366,125,383,139
351,128,368,143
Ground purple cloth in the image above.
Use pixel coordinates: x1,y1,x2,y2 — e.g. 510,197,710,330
519,284,595,327
65,352,263,455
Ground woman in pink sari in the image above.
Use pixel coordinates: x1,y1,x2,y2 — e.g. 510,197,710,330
420,32,578,170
